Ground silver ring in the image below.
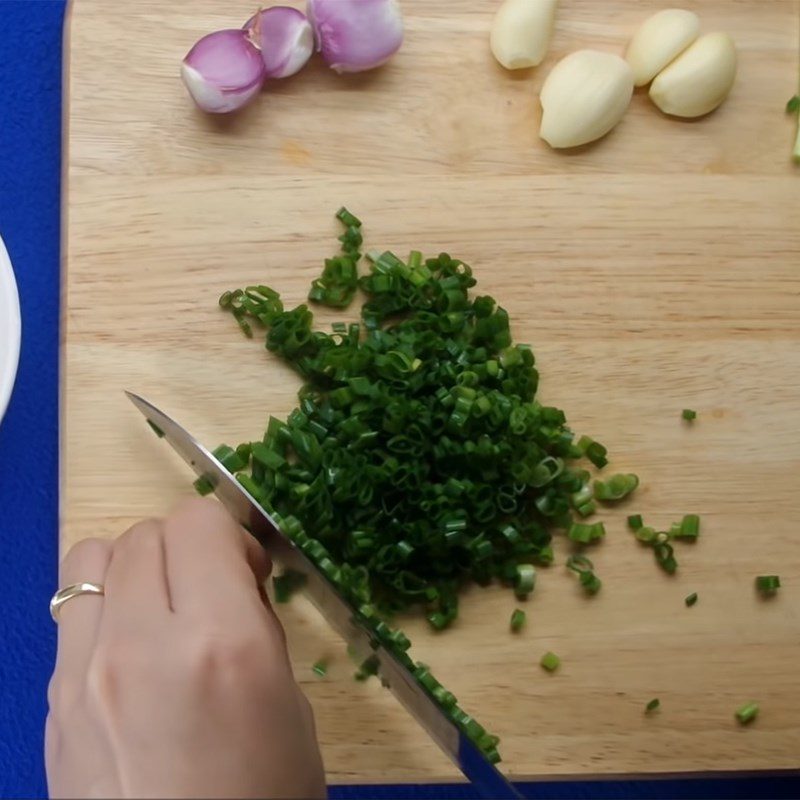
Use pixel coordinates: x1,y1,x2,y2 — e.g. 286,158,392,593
50,582,105,623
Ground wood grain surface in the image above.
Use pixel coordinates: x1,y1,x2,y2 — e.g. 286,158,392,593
64,0,800,783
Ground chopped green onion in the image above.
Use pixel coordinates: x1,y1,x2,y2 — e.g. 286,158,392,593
215,209,637,765
212,443,248,473
673,514,700,539
514,564,536,598
685,592,698,607
735,701,759,725
336,207,362,228
147,419,165,438
537,545,555,566
627,514,643,530
645,698,660,713
567,521,606,544
192,475,215,496
540,651,560,672
565,554,594,574
273,569,307,603
579,571,602,594
354,654,380,682
654,542,678,574
634,525,657,544
576,500,597,518
755,575,780,595
312,659,328,677
578,436,608,469
510,608,526,632
308,208,363,308
593,473,639,502
682,409,697,421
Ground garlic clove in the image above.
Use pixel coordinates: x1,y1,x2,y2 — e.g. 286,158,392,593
490,0,559,70
649,32,737,118
539,50,634,148
625,8,700,87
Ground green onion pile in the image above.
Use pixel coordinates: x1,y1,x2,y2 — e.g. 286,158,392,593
209,208,638,763
217,208,614,631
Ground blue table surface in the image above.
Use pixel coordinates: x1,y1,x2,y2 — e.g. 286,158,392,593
0,2,797,797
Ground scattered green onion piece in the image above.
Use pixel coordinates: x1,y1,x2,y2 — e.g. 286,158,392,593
627,514,643,530
579,571,602,594
593,473,639,502
426,612,451,631
510,608,526,632
645,698,660,713
685,592,698,607
312,660,328,677
273,569,307,603
682,409,697,421
634,525,657,544
654,542,678,574
192,475,215,496
565,554,594,574
674,514,700,539
354,654,380,682
735,702,759,725
540,651,560,672
567,521,606,544
582,439,609,469
147,419,165,438
755,575,780,595
336,207,362,228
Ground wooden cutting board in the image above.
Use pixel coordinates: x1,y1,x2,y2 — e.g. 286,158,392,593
64,0,800,783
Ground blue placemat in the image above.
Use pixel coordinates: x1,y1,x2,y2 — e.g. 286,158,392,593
0,2,797,797
0,1,62,797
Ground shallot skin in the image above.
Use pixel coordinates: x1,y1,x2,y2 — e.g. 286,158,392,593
244,6,315,79
181,29,266,113
307,0,404,73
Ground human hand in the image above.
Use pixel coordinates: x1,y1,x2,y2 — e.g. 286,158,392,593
46,498,325,799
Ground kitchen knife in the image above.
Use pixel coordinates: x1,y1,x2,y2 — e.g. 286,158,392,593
126,391,522,800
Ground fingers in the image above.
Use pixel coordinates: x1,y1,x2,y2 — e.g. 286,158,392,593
242,530,272,587
162,497,270,621
101,519,171,634
54,538,112,677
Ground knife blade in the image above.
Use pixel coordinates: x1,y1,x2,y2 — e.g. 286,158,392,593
126,391,521,800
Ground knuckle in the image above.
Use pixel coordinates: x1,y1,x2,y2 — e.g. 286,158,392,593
60,537,112,582
116,519,162,552
188,632,271,687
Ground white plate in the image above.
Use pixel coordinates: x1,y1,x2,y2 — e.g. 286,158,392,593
0,234,21,423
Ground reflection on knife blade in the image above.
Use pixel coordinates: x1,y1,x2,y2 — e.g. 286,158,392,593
126,391,521,800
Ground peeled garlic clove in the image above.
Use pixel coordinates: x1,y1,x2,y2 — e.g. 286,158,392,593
649,32,737,118
625,8,700,87
490,0,559,70
540,50,634,148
